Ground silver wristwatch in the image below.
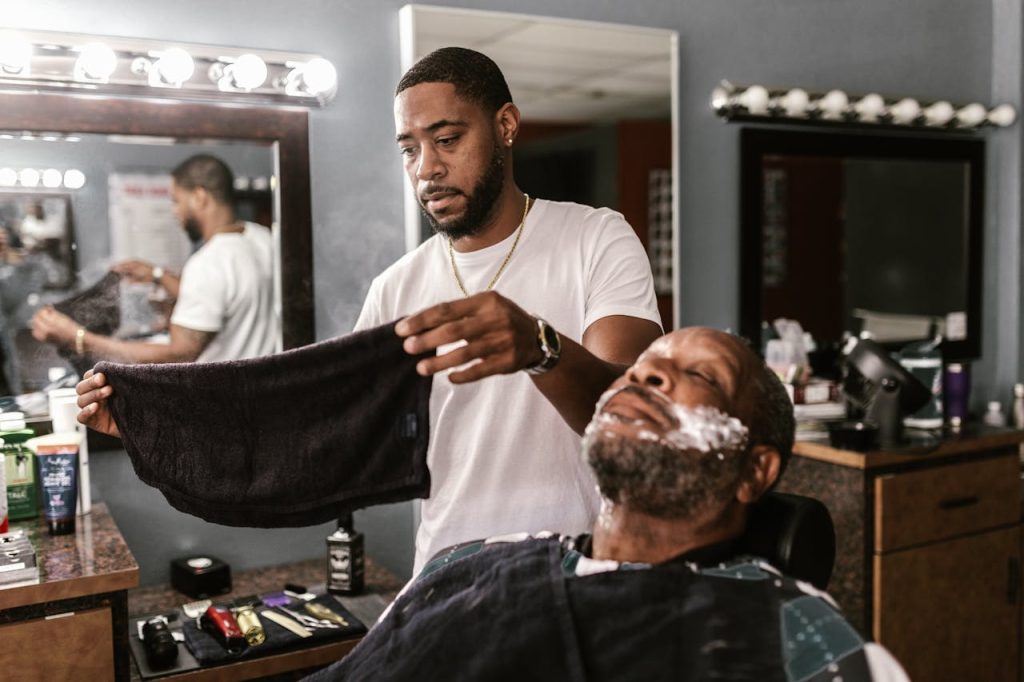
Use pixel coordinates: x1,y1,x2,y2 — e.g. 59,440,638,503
524,316,561,375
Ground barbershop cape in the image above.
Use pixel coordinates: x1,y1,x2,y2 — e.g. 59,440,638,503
308,536,891,682
95,322,432,526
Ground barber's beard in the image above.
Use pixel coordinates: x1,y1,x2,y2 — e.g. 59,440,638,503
183,216,203,245
421,144,505,240
583,389,750,520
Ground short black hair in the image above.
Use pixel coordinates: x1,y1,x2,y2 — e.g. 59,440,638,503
171,154,236,207
396,47,513,115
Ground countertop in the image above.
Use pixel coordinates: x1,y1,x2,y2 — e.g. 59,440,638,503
0,501,140,610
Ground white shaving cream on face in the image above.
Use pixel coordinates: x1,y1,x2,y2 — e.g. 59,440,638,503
588,387,749,453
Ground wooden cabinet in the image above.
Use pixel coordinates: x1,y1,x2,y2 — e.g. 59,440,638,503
779,429,1024,682
0,503,138,681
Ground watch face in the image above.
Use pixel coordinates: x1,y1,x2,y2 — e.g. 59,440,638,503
542,323,560,352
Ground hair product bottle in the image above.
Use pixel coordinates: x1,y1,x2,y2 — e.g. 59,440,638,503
326,512,364,595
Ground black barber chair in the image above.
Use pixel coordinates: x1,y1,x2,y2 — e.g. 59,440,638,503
736,491,836,590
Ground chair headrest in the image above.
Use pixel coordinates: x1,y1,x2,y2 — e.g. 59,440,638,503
735,491,836,590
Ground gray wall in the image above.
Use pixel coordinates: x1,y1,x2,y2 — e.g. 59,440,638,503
6,0,1005,582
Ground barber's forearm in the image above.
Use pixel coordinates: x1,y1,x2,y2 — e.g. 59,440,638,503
160,273,181,299
531,336,625,435
81,331,199,364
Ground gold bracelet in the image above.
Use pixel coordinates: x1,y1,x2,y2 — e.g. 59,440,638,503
75,327,86,356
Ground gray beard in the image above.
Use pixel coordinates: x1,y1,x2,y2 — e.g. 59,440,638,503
583,429,746,520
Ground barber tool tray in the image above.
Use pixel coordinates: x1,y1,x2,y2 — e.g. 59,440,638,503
129,592,367,678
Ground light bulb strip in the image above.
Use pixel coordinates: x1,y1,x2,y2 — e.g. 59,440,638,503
0,167,86,190
0,28,336,106
710,80,1016,131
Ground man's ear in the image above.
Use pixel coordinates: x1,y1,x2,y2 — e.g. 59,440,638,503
495,102,521,146
736,445,781,504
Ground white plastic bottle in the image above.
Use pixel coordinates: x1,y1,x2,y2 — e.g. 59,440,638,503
984,400,1007,428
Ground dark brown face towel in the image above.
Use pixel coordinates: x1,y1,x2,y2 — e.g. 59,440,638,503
54,270,123,375
95,322,432,527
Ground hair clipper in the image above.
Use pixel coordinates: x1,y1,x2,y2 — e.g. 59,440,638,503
200,605,246,653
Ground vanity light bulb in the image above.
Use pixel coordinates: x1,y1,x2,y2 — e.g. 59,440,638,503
301,57,337,96
230,53,267,90
955,103,988,128
76,42,117,81
739,85,770,115
854,93,885,122
0,34,32,74
890,98,921,125
41,168,62,188
922,101,954,127
0,168,16,187
154,47,194,86
988,104,1017,127
779,88,809,117
710,85,731,112
18,168,40,188
63,169,86,189
818,90,849,120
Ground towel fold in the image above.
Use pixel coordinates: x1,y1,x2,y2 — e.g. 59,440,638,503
53,270,123,374
97,321,432,527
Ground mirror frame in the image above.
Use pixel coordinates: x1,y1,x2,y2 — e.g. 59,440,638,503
0,91,314,350
739,127,985,360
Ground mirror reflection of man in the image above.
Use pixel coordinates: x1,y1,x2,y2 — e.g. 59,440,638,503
32,154,277,363
311,328,909,682
78,47,663,574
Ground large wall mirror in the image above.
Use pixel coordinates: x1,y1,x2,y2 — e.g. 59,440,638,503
399,4,679,328
0,92,313,395
740,128,984,361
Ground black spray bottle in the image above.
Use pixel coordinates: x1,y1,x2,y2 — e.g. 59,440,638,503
326,512,364,595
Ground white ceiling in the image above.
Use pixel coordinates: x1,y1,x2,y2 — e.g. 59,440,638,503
410,7,673,122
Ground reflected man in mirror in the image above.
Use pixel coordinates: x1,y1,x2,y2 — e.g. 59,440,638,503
310,328,908,682
31,154,278,363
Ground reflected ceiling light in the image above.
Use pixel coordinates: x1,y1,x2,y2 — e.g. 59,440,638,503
41,168,62,188
710,79,1015,132
0,33,32,74
75,42,117,82
18,168,40,187
63,169,86,189
0,168,16,187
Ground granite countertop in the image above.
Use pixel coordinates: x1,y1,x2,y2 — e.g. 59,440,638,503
0,501,140,610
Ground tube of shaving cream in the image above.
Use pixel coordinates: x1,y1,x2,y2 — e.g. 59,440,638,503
30,434,80,535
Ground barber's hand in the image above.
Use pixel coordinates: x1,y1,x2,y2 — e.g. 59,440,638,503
31,306,79,347
395,291,543,383
112,259,155,283
76,370,120,438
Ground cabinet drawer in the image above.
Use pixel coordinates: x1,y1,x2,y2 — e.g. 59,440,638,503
0,606,114,680
874,454,1019,552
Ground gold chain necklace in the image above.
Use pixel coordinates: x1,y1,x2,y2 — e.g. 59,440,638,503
448,193,530,297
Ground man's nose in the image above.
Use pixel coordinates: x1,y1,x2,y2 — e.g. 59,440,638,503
416,145,444,181
626,359,674,393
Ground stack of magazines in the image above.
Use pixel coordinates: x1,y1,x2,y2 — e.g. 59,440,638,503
0,530,39,588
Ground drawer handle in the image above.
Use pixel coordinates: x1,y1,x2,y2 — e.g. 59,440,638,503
938,495,980,510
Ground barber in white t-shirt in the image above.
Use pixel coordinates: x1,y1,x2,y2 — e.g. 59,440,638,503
358,47,663,573
32,154,277,364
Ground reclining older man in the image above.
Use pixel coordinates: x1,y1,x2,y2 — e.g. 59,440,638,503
308,327,907,682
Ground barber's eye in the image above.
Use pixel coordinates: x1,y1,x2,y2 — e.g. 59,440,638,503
399,146,416,157
437,136,458,146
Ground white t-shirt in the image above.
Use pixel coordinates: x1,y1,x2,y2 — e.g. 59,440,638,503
171,222,278,363
355,199,661,573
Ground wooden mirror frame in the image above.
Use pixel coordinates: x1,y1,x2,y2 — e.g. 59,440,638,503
0,91,314,350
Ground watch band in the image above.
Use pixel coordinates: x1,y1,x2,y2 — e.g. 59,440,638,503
524,316,561,376
151,265,164,284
